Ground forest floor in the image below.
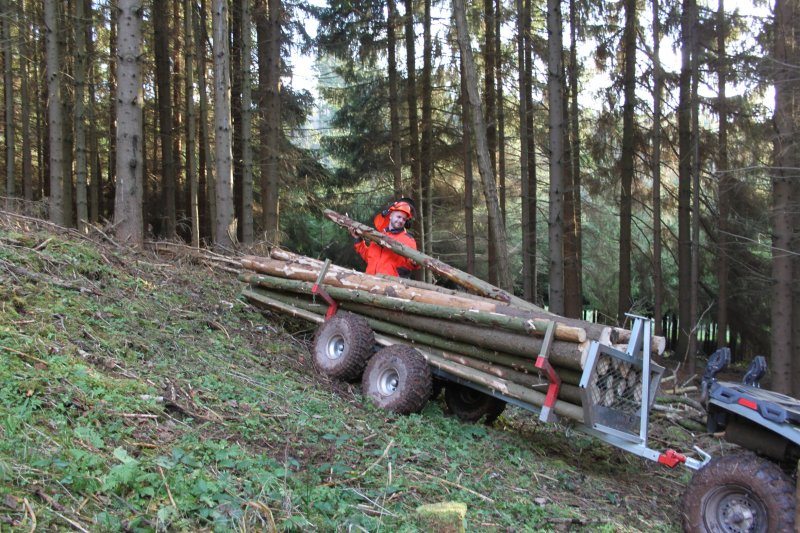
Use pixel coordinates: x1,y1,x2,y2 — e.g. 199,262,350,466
0,210,733,532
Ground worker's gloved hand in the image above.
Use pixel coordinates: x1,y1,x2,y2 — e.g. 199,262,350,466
397,267,411,278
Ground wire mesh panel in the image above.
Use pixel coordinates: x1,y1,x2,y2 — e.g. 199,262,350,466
580,334,665,442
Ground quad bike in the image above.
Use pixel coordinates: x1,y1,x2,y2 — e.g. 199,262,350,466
682,348,799,532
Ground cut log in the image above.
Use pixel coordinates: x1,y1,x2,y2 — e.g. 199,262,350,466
239,270,587,344
323,209,544,312
373,331,586,423
438,351,584,405
243,287,586,422
342,302,591,371
253,250,666,354
245,287,586,386
243,254,623,344
614,327,667,356
241,275,592,371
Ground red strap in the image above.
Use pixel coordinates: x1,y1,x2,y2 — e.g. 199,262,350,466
312,284,339,319
535,356,562,409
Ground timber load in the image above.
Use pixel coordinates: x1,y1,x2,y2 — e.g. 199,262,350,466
240,210,666,424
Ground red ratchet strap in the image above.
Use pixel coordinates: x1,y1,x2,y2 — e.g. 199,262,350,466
311,259,339,319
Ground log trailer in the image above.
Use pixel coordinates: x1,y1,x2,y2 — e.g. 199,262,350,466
240,211,798,532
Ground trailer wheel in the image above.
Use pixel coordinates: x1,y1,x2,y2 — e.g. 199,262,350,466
682,452,795,533
312,312,375,381
444,383,506,424
362,345,432,414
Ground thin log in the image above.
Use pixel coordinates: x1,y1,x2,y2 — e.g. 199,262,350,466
239,270,586,343
242,287,586,421
242,288,324,325
342,301,590,371
374,331,585,422
244,254,615,343
323,209,543,312
613,326,667,356
245,287,586,384
439,351,584,405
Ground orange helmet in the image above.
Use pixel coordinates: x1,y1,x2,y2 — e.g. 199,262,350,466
373,198,416,231
389,201,414,219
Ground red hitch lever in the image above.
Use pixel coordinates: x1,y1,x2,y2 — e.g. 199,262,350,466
658,449,687,468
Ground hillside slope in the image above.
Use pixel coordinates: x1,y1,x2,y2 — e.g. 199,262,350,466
0,212,696,531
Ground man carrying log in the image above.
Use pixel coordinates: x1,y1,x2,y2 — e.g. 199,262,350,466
350,199,419,278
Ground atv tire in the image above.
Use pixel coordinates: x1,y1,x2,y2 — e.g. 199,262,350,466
682,452,795,532
362,345,432,415
444,383,506,424
312,312,375,381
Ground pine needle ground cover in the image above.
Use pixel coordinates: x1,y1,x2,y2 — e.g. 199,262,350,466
0,215,695,531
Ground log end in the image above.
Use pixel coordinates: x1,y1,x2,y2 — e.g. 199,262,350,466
416,501,467,533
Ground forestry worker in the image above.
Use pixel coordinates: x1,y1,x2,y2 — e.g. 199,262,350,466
351,199,420,278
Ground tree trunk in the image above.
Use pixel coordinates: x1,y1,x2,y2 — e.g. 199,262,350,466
3,0,14,207
45,0,64,225
689,0,700,374
172,3,184,228
212,0,235,249
261,0,281,244
460,55,475,275
113,0,144,245
677,0,694,367
564,0,582,319
495,0,506,225
231,0,244,241
517,0,531,299
85,0,102,223
618,0,636,324
452,0,512,291
483,0,497,285
651,0,664,336
74,0,88,231
715,0,729,348
21,0,33,205
185,0,199,247
387,0,403,197
197,0,215,242
522,0,537,303
241,0,254,245
404,0,422,248
107,13,117,215
547,0,565,315
59,2,72,228
771,0,797,394
421,0,433,263
154,0,176,238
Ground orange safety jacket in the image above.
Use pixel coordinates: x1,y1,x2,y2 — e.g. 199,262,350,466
354,229,419,277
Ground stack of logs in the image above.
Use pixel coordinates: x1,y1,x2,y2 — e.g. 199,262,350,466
240,210,666,424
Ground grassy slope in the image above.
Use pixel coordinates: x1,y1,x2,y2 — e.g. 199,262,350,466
0,216,695,531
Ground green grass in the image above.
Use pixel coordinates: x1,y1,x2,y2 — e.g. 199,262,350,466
0,220,691,531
